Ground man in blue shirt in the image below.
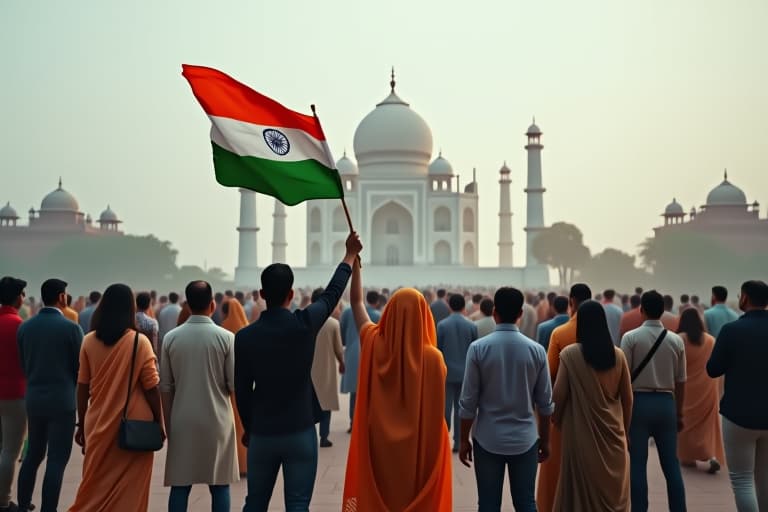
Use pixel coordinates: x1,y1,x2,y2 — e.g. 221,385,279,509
437,294,477,452
704,285,739,337
459,287,553,511
535,296,569,350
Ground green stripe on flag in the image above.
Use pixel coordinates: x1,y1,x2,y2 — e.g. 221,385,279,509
212,142,344,206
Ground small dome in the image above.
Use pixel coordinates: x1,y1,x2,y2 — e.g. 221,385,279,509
499,162,511,174
0,202,18,219
40,179,79,212
526,121,542,135
99,205,119,222
464,182,477,193
665,198,684,215
336,152,358,175
706,171,747,206
428,153,454,176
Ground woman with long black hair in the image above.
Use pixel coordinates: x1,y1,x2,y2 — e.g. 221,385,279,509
552,300,633,511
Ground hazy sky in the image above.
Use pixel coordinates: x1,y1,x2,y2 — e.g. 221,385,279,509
2,1,766,276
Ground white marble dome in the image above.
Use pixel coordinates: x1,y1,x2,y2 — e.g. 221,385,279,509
99,205,118,222
336,152,359,175
428,153,454,176
40,180,79,212
526,122,542,135
706,173,747,206
665,198,684,215
353,76,433,176
0,202,18,219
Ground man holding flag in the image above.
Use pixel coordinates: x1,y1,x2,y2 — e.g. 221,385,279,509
183,64,359,511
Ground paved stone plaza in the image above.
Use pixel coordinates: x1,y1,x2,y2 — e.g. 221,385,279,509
37,396,735,511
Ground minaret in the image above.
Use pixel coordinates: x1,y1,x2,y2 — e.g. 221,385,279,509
271,199,287,263
524,118,546,267
498,162,513,267
235,188,259,286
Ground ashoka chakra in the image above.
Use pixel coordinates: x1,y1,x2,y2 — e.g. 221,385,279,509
263,129,290,156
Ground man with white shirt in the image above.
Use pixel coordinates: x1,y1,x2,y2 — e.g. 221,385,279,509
621,290,687,512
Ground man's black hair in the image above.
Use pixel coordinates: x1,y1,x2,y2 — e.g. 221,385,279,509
680,294,690,303
493,287,524,324
479,298,494,317
569,283,592,306
448,294,465,312
741,280,768,308
663,294,674,311
366,290,380,306
711,286,728,303
169,292,179,304
641,290,664,319
436,289,447,299
630,294,641,308
136,292,152,311
472,293,483,304
41,278,67,306
185,280,213,313
88,291,101,305
261,263,294,309
311,287,324,303
553,296,569,314
603,289,616,301
0,276,26,306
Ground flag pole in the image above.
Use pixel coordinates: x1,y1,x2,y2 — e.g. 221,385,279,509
311,104,355,233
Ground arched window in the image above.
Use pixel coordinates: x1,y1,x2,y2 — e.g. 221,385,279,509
309,242,321,265
332,207,346,232
386,219,399,234
309,207,322,233
386,245,399,265
434,241,451,265
434,207,451,232
463,208,475,232
332,241,345,262
463,242,475,266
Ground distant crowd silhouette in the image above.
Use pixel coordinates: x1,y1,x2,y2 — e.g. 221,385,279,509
1,233,766,511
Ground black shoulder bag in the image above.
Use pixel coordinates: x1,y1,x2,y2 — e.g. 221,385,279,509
118,331,164,451
630,329,668,383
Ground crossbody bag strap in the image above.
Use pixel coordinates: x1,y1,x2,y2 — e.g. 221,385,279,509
122,331,140,420
631,329,668,383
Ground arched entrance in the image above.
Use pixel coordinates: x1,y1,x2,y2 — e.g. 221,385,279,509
434,241,451,265
371,202,413,266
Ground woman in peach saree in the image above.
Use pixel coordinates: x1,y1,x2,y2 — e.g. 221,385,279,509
221,299,249,475
342,261,452,512
69,284,164,512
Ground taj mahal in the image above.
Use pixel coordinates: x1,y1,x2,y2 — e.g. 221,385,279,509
233,73,551,288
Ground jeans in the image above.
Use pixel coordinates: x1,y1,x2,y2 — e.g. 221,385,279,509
348,393,356,423
0,400,26,508
243,426,317,512
445,382,462,448
17,411,75,512
629,392,686,512
722,416,768,512
169,485,230,512
473,439,538,512
318,411,331,441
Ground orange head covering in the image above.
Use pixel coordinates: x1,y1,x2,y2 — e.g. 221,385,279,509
343,288,452,512
222,299,249,333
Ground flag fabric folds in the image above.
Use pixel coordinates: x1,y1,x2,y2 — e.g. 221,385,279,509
182,64,344,206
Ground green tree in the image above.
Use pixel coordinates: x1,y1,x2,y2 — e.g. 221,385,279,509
579,248,651,292
531,222,591,287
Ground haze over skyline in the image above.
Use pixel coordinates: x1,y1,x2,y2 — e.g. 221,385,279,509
2,1,766,278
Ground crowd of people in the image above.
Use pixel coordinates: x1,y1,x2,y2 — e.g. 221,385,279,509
0,232,766,511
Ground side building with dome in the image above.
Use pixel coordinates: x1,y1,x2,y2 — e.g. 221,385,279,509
655,171,768,251
0,179,123,261
234,73,551,289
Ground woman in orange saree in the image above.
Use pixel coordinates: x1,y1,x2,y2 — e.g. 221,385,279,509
342,260,452,512
69,284,164,512
221,299,249,476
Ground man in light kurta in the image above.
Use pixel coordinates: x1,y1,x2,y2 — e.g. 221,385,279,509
703,285,739,337
310,288,344,447
160,281,239,512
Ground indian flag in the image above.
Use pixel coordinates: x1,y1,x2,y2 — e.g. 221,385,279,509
182,64,344,206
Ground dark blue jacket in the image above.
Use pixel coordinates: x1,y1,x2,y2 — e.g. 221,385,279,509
17,308,83,417
707,309,768,429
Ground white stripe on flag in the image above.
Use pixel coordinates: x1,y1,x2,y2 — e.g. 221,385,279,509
209,116,332,166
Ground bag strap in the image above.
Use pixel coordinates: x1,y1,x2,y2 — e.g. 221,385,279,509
631,329,667,383
122,331,140,421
